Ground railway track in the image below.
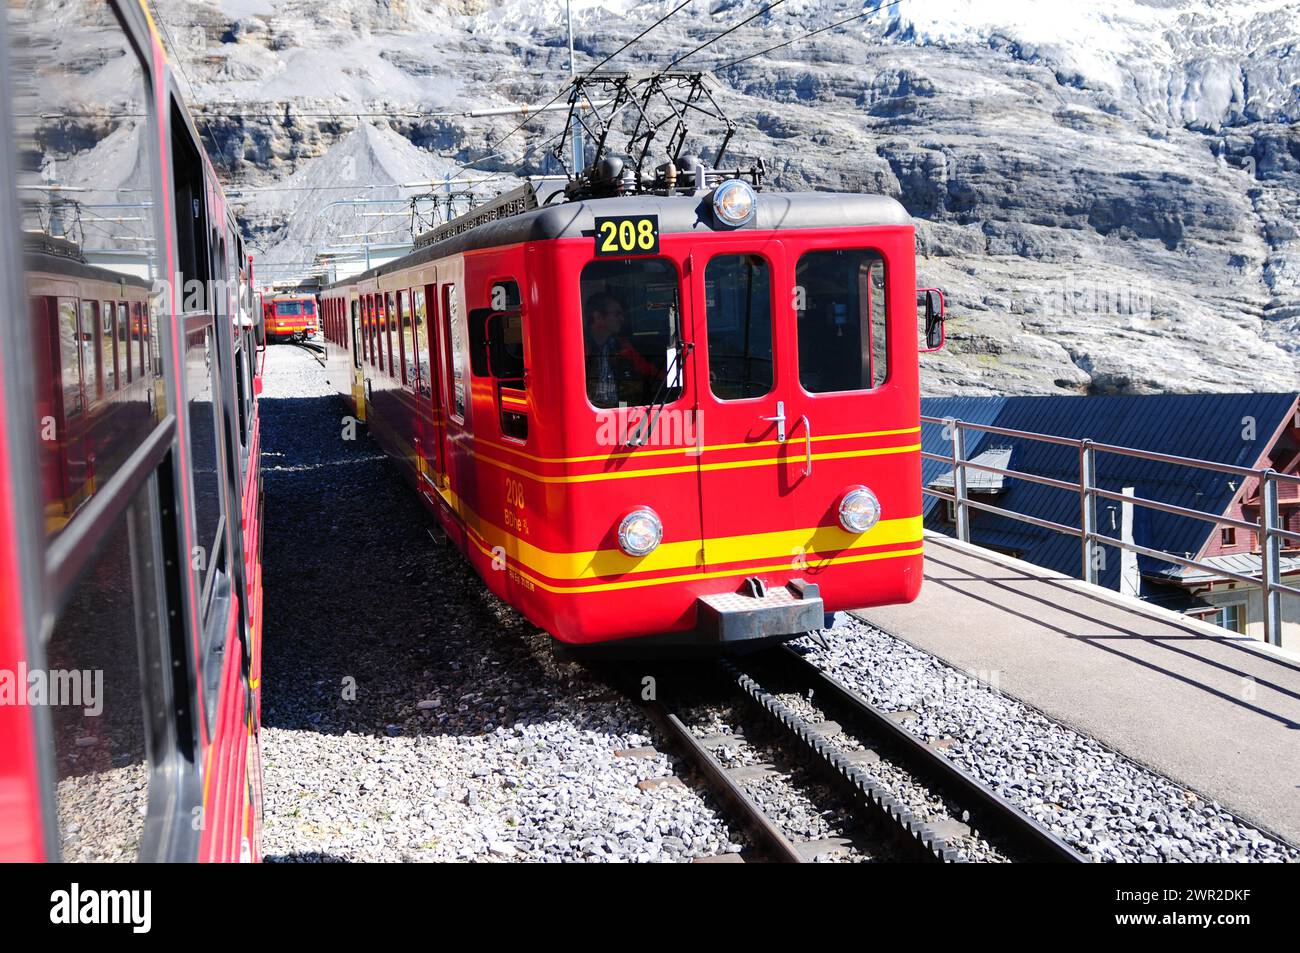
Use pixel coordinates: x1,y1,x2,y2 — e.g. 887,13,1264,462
615,647,1086,863
287,340,326,367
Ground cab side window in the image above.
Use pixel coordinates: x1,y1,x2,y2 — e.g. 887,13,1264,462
795,249,888,393
579,259,682,409
705,254,773,400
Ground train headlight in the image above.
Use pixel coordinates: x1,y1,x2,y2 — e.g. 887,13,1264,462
838,486,881,534
617,507,663,557
712,179,757,227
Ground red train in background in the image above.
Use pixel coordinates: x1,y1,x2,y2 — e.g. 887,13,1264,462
321,171,946,652
0,1,266,861
262,291,318,341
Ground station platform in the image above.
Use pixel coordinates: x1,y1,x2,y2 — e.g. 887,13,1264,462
855,533,1300,846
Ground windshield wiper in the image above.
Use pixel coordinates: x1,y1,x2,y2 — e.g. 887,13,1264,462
626,339,693,448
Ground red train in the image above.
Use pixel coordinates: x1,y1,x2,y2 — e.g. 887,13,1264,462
321,176,945,651
262,292,319,341
0,1,266,861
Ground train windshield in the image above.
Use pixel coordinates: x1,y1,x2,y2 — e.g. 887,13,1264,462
795,249,889,392
705,254,774,400
580,258,682,409
277,301,303,315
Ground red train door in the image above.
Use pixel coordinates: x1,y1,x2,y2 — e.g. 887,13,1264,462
691,233,916,589
782,234,923,603
420,283,448,487
688,241,792,575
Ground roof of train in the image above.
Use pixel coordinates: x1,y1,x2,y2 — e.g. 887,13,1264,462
23,233,154,291
325,189,911,291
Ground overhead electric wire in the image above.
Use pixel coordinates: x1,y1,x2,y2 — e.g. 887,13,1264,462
714,0,906,70
149,3,234,172
476,0,696,162
666,0,785,69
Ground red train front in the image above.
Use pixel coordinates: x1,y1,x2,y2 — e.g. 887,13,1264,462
263,292,318,341
322,173,944,651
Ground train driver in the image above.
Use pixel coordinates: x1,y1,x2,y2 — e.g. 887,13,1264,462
583,291,660,407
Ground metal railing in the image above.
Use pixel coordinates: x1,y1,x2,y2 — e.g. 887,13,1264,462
920,415,1300,647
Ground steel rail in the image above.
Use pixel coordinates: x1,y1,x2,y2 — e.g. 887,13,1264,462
775,647,1087,863
718,658,961,863
288,341,326,367
641,701,805,863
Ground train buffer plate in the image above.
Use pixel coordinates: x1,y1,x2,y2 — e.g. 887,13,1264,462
696,579,824,644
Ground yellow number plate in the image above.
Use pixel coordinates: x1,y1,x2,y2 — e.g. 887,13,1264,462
593,215,660,257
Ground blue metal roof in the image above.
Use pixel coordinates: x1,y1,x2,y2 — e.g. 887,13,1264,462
919,393,1299,590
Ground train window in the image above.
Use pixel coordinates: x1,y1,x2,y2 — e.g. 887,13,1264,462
186,325,224,598
101,302,118,392
351,299,362,369
13,0,164,489
470,310,526,382
443,284,467,422
136,304,148,379
795,250,889,392
46,479,169,861
118,303,131,384
492,280,522,311
705,255,774,400
579,259,682,409
368,296,378,366
412,289,431,397
58,299,83,418
80,301,101,402
361,297,370,363
149,304,163,379
385,293,398,377
235,346,250,451
399,291,416,385
370,296,378,365
172,103,211,307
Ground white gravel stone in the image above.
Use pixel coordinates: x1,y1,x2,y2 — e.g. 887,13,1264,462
795,619,1300,863
257,346,740,862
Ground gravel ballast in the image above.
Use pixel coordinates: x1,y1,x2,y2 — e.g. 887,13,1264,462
257,345,738,862
797,619,1300,863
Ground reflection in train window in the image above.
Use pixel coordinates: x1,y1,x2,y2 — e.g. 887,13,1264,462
81,301,100,401
187,326,224,598
47,482,165,861
118,303,130,383
58,298,82,418
101,301,117,392
11,3,161,536
411,288,431,396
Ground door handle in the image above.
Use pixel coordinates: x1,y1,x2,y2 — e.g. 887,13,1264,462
799,415,812,477
761,400,786,442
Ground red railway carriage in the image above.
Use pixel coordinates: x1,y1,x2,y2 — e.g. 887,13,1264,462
0,0,265,861
263,292,318,341
322,177,946,651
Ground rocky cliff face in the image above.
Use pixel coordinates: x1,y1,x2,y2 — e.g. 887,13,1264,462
149,0,1299,395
